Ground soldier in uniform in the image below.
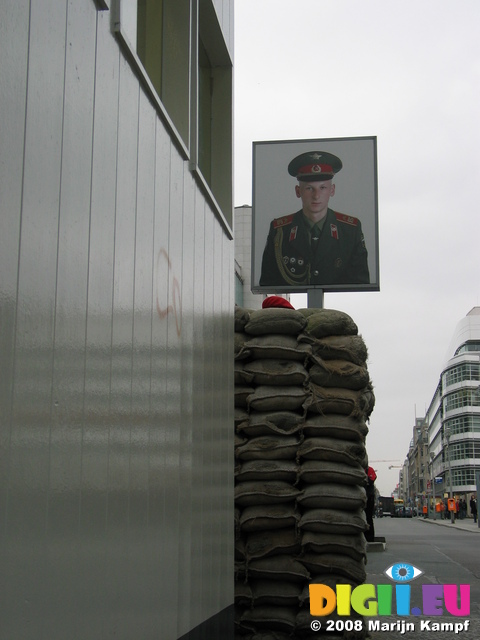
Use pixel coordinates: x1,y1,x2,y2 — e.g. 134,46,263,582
259,151,370,287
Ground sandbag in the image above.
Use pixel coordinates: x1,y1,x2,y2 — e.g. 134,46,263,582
238,334,311,362
301,531,367,562
236,435,300,461
243,359,309,386
247,555,311,583
234,580,253,606
240,605,298,633
297,552,366,585
235,506,241,538
244,308,307,336
300,308,358,338
237,411,304,438
298,460,367,486
235,481,303,507
304,384,373,419
247,633,292,640
297,437,366,466
235,460,299,483
245,528,301,561
298,508,368,535
235,432,247,446
302,414,368,442
296,483,366,511
234,408,249,428
235,305,251,331
235,385,255,408
250,579,303,607
235,363,255,385
309,360,369,390
299,333,368,366
239,504,300,533
247,385,307,412
235,537,246,561
240,631,292,640
234,331,250,358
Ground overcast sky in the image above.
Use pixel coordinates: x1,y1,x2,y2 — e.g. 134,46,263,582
233,0,480,495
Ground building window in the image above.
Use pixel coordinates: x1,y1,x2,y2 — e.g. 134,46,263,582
450,467,479,486
444,415,480,435
115,0,190,148
443,362,480,388
137,0,190,147
454,341,480,356
114,0,233,228
444,389,480,412
448,441,480,461
194,0,233,226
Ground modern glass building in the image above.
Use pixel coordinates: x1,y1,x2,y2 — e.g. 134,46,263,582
427,308,480,505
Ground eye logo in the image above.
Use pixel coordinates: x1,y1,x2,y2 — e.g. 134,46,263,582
384,562,423,583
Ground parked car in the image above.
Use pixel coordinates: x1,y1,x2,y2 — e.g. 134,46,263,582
404,507,413,518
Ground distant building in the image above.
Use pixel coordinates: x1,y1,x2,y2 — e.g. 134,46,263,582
234,205,292,308
427,308,480,505
406,418,429,508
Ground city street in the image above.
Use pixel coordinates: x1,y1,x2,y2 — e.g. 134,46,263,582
365,516,480,638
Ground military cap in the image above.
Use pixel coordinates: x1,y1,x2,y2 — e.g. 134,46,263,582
262,295,295,309
288,151,342,181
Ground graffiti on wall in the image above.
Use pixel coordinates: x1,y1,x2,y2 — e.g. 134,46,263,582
156,248,181,337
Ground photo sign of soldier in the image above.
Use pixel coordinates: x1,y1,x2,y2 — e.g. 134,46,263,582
251,137,379,294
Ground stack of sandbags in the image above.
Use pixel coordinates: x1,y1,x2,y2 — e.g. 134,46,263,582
234,305,375,640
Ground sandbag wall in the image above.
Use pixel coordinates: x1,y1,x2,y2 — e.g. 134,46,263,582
234,306,375,640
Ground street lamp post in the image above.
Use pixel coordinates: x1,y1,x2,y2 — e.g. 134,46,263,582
444,427,455,524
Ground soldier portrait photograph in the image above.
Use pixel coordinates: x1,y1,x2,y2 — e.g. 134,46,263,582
251,137,379,293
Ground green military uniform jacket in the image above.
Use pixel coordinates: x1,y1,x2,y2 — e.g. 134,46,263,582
259,208,369,287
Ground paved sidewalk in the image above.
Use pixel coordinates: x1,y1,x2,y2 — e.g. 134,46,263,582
417,515,480,533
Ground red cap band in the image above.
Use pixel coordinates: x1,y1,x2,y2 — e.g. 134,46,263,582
297,163,333,176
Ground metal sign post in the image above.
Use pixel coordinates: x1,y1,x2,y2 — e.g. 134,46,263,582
308,289,324,309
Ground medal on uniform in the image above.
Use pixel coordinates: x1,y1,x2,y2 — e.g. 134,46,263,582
289,226,298,242
330,224,339,240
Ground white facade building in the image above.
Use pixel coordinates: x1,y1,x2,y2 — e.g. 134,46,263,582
427,308,480,501
234,205,292,309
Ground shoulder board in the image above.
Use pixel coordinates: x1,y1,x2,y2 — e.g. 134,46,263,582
273,214,295,229
335,212,359,226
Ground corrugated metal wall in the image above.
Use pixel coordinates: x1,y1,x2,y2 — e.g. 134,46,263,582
0,1,234,638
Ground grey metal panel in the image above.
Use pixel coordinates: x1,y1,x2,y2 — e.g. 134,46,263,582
0,0,234,637
82,9,121,637
108,53,142,640
5,0,67,637
201,197,216,616
211,0,233,55
0,0,29,546
220,230,235,602
46,2,98,636
176,166,197,638
189,192,206,629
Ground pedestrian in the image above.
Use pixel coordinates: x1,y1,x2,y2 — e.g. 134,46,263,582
364,466,376,542
259,151,370,287
470,494,477,523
